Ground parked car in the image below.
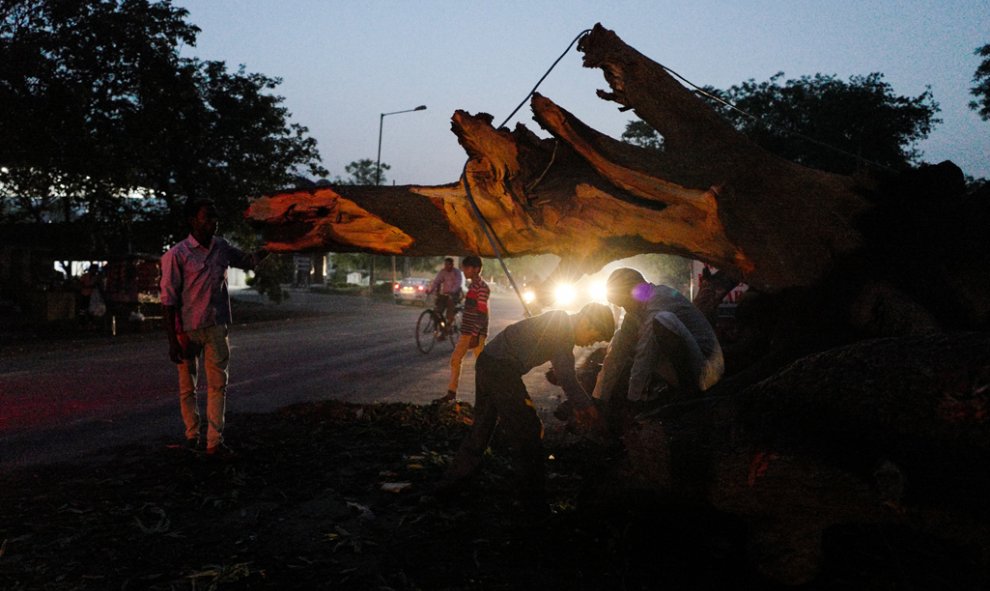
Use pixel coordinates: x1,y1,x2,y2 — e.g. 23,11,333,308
393,277,431,305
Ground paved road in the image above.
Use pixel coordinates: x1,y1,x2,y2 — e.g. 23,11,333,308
1,289,574,470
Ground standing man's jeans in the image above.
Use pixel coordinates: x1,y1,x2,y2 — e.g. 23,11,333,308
176,324,230,448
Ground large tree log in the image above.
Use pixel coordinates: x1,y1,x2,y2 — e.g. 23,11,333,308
247,24,988,329
247,24,873,292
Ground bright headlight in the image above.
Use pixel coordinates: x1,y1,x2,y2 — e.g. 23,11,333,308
553,283,576,306
522,289,537,304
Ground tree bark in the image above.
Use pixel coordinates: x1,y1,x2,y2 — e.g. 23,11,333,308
246,24,880,293
247,24,990,338
248,24,990,329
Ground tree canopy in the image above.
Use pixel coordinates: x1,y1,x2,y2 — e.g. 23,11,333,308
970,43,990,122
0,0,326,244
622,71,941,176
702,72,940,175
620,119,664,152
339,159,388,186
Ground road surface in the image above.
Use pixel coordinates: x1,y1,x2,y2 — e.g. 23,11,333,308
1,289,578,469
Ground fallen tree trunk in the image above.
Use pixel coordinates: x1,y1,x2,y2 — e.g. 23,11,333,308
247,24,871,293
247,24,988,329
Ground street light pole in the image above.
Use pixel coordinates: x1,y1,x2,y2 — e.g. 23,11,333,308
375,105,426,187
374,104,426,284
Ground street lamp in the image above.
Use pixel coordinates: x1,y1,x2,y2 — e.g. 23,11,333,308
374,104,426,284
375,104,426,186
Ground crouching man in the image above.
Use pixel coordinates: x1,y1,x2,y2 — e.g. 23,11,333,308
439,303,615,511
593,267,724,408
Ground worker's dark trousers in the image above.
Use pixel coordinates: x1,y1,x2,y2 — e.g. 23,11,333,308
444,352,546,498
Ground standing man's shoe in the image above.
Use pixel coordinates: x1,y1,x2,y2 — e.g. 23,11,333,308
205,443,236,460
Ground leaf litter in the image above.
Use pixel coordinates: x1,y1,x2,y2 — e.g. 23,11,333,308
0,399,984,589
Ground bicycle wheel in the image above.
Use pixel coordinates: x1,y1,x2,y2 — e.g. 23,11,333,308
416,309,438,353
446,313,461,351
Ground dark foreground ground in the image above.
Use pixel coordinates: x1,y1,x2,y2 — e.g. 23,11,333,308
2,295,986,590
2,398,986,591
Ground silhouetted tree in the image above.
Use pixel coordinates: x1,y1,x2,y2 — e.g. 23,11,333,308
0,0,326,242
339,159,389,186
970,43,990,121
623,72,942,176
700,72,940,174
621,119,664,152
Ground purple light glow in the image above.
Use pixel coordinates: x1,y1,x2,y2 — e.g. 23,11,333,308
632,282,653,303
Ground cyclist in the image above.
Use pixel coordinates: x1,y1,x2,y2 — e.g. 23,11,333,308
426,257,464,340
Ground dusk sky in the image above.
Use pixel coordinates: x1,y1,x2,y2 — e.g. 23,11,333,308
173,1,990,185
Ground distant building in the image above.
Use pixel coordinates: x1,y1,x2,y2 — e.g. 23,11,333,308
346,271,369,286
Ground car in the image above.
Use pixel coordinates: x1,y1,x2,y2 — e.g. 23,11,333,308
392,277,431,305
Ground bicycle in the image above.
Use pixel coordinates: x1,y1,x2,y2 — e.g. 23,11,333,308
415,300,462,354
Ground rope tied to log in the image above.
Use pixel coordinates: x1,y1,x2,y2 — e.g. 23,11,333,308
463,26,886,315
460,28,592,317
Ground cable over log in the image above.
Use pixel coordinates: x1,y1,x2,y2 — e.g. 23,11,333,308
246,23,952,296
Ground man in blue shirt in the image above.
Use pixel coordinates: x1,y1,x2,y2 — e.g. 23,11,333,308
160,198,267,457
594,267,724,404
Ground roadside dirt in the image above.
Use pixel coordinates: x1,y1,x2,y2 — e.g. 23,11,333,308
0,399,760,590
2,398,984,590
2,293,984,589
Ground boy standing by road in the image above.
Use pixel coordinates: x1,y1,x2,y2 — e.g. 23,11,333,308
440,256,489,403
439,303,615,509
